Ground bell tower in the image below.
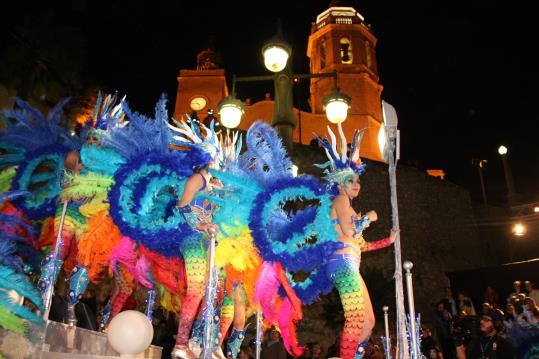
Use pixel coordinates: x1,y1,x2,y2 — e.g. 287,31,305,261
174,45,228,122
307,1,383,126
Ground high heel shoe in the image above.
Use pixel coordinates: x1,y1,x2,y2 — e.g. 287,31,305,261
171,344,197,359
212,347,227,359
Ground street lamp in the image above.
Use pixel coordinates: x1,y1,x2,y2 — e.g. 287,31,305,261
378,100,409,359
512,222,526,236
218,25,351,151
497,144,519,208
218,91,245,129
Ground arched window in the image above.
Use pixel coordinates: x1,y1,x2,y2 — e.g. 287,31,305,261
320,38,327,69
365,41,372,69
340,37,353,64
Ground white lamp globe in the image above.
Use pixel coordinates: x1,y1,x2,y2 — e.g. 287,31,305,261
219,105,243,129
107,310,154,358
263,46,289,73
498,145,508,155
325,100,349,124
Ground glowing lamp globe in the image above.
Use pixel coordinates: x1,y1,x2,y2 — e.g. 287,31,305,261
498,145,508,155
219,105,242,128
262,45,290,73
218,96,245,129
107,310,153,358
512,223,525,236
323,90,351,124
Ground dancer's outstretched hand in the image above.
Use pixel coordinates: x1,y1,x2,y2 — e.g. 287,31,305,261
366,210,378,222
198,222,218,237
389,229,400,243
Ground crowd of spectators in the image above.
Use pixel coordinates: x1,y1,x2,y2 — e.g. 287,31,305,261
424,280,539,358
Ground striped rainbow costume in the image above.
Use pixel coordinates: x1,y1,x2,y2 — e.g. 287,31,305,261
314,123,394,359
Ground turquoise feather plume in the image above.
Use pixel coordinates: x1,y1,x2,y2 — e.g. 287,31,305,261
0,265,43,312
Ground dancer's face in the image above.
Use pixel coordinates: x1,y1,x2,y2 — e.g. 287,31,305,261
342,175,360,199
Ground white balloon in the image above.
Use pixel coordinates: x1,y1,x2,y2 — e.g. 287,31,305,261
107,310,154,358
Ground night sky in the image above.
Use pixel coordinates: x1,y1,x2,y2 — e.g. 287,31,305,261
2,0,538,206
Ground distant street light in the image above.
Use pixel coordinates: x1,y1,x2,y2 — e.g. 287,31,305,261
497,144,518,208
512,223,526,236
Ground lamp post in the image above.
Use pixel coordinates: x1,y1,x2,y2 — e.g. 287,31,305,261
472,159,488,206
218,25,351,150
498,145,519,209
378,100,408,359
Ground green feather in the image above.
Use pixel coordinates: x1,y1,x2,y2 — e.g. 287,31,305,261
0,306,26,335
0,166,16,193
62,172,115,200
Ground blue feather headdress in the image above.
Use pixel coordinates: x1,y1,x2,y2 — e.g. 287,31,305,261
92,91,126,130
101,94,171,160
1,98,89,219
1,97,86,152
168,117,223,169
313,122,366,185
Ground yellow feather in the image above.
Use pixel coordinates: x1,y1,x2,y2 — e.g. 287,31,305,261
215,224,259,272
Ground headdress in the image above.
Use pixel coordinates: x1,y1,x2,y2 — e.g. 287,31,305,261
167,116,222,169
87,91,126,137
313,122,366,185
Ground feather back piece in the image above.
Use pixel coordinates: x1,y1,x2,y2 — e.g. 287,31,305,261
239,121,292,185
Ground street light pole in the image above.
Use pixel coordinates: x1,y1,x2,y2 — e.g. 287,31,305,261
380,101,408,359
271,66,295,151
472,159,488,206
498,146,518,208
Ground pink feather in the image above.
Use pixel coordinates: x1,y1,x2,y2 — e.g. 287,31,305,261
134,255,154,288
109,236,137,276
254,261,304,357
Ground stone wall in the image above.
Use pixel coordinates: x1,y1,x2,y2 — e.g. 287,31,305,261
289,143,484,352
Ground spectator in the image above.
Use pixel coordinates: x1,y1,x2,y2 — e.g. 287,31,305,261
483,286,500,308
481,302,492,315
433,301,454,359
239,345,255,359
260,327,287,359
298,344,311,359
421,328,437,357
524,281,539,304
507,281,522,303
325,333,341,359
428,346,444,359
503,303,517,329
303,341,322,359
443,287,458,316
456,308,515,359
523,297,539,326
365,337,382,359
457,292,476,316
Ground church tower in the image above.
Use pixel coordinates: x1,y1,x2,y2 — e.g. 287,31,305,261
174,46,228,123
307,1,384,158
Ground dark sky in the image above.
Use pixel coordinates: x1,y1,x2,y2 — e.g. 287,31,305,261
2,0,538,206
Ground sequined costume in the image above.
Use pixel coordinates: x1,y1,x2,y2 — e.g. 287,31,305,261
175,178,215,348
314,123,394,359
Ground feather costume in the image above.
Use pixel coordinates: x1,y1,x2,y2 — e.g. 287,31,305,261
0,98,87,220
0,265,43,335
314,122,394,359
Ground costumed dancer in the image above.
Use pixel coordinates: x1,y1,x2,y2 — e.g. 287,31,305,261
200,129,263,359
314,123,398,359
168,118,223,359
0,98,89,322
